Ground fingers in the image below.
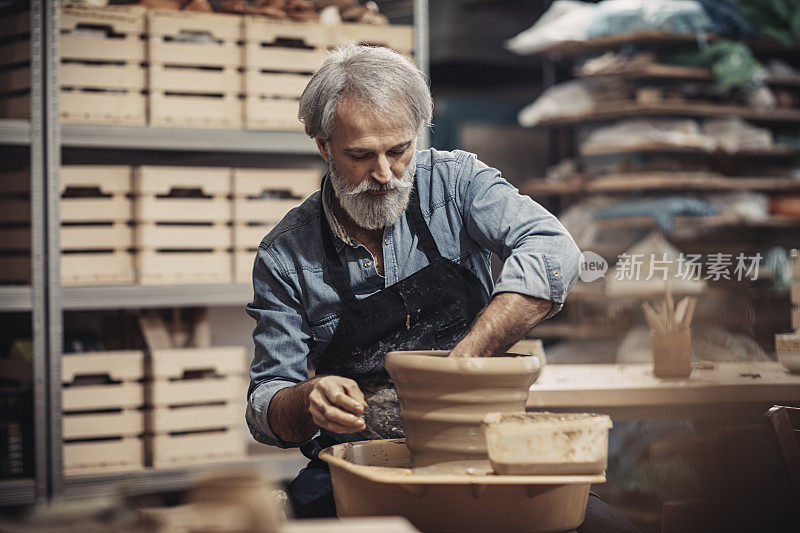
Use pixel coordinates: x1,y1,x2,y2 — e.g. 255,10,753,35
308,377,366,434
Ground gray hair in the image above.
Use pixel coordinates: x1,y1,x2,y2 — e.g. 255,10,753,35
298,44,432,140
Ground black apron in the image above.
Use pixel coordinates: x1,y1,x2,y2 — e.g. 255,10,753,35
299,180,490,459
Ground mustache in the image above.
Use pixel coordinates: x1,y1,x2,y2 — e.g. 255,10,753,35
343,175,414,196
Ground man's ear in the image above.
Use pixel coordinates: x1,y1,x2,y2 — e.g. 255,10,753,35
316,138,330,162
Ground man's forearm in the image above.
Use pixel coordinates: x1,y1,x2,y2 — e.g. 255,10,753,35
450,292,552,357
268,378,320,444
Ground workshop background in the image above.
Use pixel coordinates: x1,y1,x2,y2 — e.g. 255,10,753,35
1,0,799,532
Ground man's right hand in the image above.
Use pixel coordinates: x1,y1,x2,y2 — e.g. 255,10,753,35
307,376,367,434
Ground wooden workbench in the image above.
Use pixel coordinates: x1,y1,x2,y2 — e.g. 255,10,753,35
527,361,800,421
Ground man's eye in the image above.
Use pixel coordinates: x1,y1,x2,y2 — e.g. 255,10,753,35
388,150,405,157
350,153,370,160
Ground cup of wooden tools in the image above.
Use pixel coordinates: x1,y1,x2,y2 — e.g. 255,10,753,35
641,287,697,378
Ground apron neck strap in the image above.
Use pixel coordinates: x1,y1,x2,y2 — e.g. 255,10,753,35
320,175,443,305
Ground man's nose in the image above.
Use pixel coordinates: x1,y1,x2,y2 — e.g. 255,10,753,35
371,155,392,183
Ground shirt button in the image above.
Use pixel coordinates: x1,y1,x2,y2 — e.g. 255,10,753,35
553,270,559,277
364,261,371,268
384,238,390,245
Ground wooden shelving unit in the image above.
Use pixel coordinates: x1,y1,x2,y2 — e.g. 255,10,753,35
522,28,800,343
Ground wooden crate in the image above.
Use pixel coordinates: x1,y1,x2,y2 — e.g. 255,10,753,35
136,165,230,197
145,403,241,434
149,63,239,93
136,224,231,251
147,346,246,380
62,350,144,384
243,17,330,74
62,350,144,411
64,410,143,440
61,4,145,63
63,381,143,412
232,167,318,223
136,249,232,285
149,91,241,129
146,428,245,468
62,251,135,286
62,224,134,251
146,375,243,407
244,96,301,131
334,23,414,55
244,70,310,99
64,437,143,476
0,11,30,40
147,9,241,67
61,88,147,125
0,227,29,250
0,84,146,124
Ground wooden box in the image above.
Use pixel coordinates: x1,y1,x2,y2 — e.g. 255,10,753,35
243,96,301,131
334,23,413,55
62,251,135,286
64,437,143,476
232,167,318,223
62,350,144,411
233,224,274,249
145,403,241,434
149,63,239,93
244,70,310,99
147,9,242,67
147,346,246,380
146,428,245,468
136,224,231,251
146,375,243,407
64,410,143,441
135,166,231,224
243,17,330,73
61,4,145,63
136,249,232,285
149,91,241,129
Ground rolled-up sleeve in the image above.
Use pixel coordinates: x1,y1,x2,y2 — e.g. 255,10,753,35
245,245,316,448
455,152,581,319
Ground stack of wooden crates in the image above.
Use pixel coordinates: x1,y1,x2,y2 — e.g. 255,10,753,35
0,5,147,124
62,350,145,475
0,5,413,129
135,166,233,285
140,311,247,468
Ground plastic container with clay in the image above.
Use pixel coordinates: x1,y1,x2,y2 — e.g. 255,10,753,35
481,412,613,475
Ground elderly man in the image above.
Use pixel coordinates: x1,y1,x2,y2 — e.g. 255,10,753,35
246,45,638,532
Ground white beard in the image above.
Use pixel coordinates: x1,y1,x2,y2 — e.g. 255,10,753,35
328,151,417,231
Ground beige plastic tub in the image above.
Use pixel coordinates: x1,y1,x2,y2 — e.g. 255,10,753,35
482,412,613,475
320,439,604,533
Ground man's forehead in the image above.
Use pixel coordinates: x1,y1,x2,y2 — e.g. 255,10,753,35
332,98,414,140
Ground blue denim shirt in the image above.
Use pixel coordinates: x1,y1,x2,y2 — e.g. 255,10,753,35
245,148,581,448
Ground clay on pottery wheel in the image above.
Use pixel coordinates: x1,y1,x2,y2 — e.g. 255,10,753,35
385,350,542,472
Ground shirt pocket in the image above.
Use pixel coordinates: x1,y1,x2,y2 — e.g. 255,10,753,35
310,314,339,343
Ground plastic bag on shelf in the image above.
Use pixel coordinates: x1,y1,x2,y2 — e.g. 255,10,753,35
702,117,773,153
706,192,769,223
517,80,595,127
586,0,712,39
583,118,716,151
505,0,596,55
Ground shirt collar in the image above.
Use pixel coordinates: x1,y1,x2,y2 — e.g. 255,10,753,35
321,176,355,253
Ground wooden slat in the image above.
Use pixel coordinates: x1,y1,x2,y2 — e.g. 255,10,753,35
136,197,231,224
136,250,233,285
146,375,243,407
62,382,143,411
136,165,230,196
233,197,301,224
64,437,144,476
145,403,242,434
232,167,319,197
61,224,134,251
146,429,245,468
243,17,331,48
149,92,241,129
244,96,303,131
147,346,246,380
60,90,146,125
62,251,135,286
335,23,414,54
537,101,800,126
62,350,144,384
64,410,144,440
62,197,133,223
149,63,240,93
233,224,274,249
135,223,232,251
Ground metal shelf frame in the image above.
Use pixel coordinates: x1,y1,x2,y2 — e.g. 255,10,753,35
1,0,429,506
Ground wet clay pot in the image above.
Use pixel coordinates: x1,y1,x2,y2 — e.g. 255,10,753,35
385,350,543,471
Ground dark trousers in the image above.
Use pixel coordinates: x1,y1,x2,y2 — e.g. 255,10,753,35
285,460,641,532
